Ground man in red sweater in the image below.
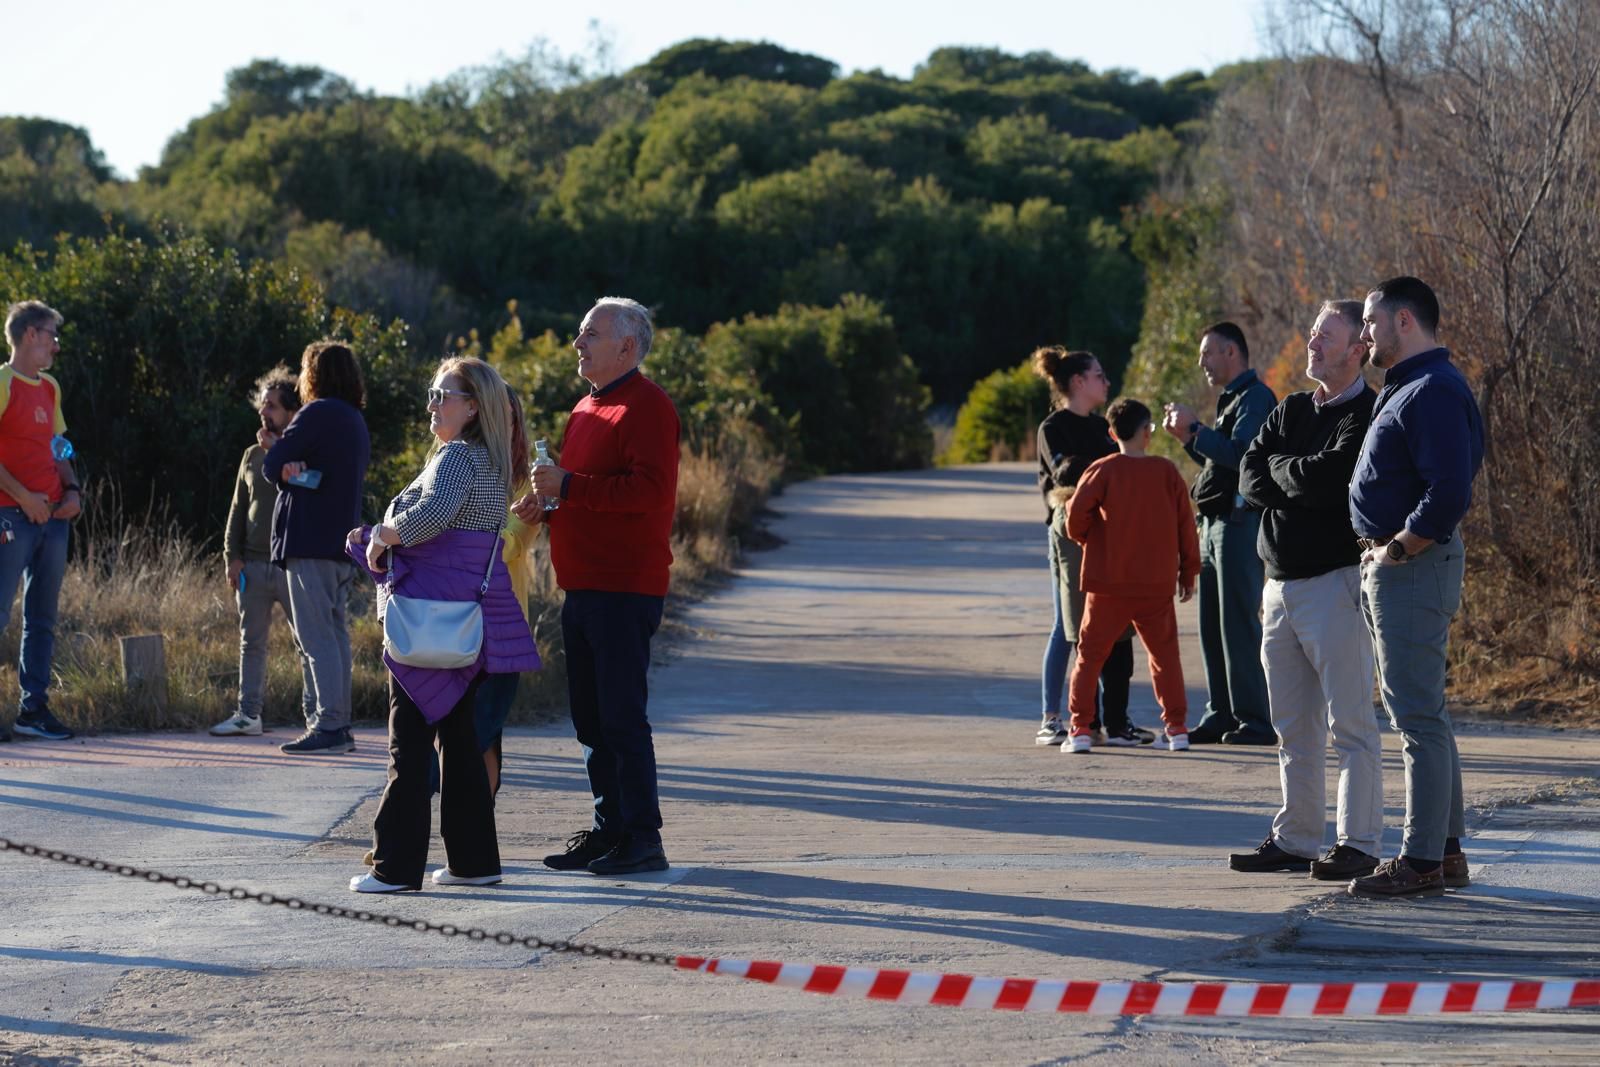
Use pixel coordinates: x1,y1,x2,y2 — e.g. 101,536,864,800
1065,398,1200,753
516,297,680,876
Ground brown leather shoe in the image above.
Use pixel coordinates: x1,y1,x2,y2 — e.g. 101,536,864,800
1310,844,1379,881
1347,857,1445,898
1442,851,1470,888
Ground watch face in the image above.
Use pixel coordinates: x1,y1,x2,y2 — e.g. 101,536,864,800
1387,540,1406,561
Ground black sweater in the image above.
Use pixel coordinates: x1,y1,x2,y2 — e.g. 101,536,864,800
1036,408,1117,523
1238,385,1377,580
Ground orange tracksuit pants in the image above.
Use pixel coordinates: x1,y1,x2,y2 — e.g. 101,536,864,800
1068,592,1189,737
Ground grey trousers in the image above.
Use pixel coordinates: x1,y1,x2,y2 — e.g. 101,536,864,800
236,560,314,721
1361,540,1467,862
284,558,357,732
1195,511,1271,737
1263,566,1382,858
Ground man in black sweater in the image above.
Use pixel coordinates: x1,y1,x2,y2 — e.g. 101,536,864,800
1229,300,1382,880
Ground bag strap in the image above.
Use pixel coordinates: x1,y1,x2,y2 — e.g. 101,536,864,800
478,531,501,598
383,530,502,599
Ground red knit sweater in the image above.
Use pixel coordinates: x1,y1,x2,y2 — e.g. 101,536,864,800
549,372,680,597
1066,453,1200,598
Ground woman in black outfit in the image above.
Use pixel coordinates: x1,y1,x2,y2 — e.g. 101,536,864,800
1032,347,1149,748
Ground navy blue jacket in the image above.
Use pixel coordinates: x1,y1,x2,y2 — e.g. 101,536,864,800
264,398,370,563
1348,348,1483,542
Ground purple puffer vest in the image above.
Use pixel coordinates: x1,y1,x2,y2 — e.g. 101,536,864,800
348,526,540,723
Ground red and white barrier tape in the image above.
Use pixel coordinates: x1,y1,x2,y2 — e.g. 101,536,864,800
675,957,1600,1016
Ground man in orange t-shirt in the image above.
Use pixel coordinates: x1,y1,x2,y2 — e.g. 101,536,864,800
1065,398,1200,753
0,301,82,743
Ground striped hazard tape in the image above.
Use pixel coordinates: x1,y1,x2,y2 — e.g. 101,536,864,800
675,957,1600,1016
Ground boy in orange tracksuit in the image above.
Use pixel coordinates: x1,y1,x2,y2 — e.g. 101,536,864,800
1065,398,1200,753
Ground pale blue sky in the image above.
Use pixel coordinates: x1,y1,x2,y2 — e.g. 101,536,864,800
9,0,1266,178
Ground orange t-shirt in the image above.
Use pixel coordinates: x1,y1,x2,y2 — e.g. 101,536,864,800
0,366,67,508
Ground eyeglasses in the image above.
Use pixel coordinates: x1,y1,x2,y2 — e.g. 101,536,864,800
427,387,472,405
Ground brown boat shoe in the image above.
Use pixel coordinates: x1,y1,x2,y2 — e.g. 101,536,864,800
1347,856,1446,898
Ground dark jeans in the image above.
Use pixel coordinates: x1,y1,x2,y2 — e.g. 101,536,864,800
371,673,499,888
562,589,664,846
1195,511,1271,737
0,510,69,713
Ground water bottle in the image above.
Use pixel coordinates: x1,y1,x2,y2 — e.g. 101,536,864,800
533,439,559,512
50,435,73,461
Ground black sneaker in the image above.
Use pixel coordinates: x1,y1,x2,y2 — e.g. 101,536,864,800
1187,720,1233,745
587,835,670,876
1102,725,1156,747
1221,729,1278,746
279,728,355,754
543,829,620,871
1229,836,1313,872
13,709,74,741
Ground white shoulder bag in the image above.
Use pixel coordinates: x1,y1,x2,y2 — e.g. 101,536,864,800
382,532,500,669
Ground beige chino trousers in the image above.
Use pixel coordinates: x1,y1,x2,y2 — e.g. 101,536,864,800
1261,565,1383,858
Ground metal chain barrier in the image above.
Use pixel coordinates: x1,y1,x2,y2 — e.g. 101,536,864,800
9,834,1600,1017
0,836,674,968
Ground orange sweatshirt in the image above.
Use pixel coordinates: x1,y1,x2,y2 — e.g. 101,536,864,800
1066,453,1200,598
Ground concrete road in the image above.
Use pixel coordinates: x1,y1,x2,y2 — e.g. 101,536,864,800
2,463,1597,1065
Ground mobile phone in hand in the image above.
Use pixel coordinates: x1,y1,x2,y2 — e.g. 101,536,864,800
287,469,323,489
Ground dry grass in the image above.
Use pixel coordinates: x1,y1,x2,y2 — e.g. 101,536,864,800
0,438,777,736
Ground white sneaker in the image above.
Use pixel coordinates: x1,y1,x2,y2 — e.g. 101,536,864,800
431,868,502,886
1164,731,1190,752
209,712,262,737
350,873,416,893
1035,719,1069,746
1065,733,1093,754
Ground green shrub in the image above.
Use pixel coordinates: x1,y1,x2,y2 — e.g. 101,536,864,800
940,360,1051,464
703,294,930,473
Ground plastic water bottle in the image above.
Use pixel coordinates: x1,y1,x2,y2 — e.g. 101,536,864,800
50,434,73,461
533,439,559,512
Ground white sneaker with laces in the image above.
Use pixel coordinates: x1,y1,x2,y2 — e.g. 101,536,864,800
432,868,502,886
1164,731,1190,752
1035,719,1069,746
209,712,262,737
1065,733,1093,754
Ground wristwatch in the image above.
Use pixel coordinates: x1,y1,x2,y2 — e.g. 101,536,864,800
1187,420,1202,440
1386,539,1409,562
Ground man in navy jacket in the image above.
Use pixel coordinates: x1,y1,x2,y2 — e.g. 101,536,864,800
1346,277,1483,898
263,341,370,755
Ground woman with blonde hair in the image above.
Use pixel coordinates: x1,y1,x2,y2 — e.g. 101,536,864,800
346,356,540,892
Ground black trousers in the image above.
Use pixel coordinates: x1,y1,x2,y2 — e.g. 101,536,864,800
562,589,664,845
1097,639,1135,734
371,673,498,888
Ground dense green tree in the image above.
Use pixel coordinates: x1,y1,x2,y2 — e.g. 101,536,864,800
637,39,838,95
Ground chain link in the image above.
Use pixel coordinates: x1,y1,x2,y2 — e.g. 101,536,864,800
0,836,676,967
